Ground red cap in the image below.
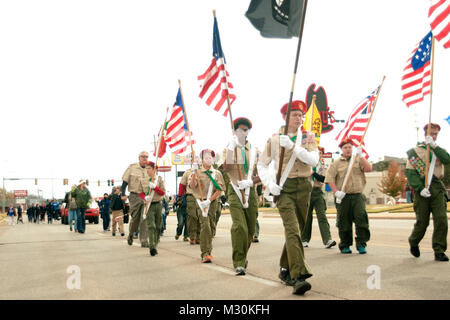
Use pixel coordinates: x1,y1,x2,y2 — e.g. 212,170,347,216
145,161,155,168
200,149,215,159
423,123,441,132
233,117,252,130
280,100,307,115
338,139,354,149
318,146,325,153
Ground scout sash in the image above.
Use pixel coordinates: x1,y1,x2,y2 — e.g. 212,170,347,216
406,148,427,180
279,129,303,189
230,145,257,208
196,169,217,217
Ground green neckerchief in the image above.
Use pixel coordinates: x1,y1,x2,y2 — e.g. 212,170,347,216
236,145,249,175
146,177,153,196
204,170,222,191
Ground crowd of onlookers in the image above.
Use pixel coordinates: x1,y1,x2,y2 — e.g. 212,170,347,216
4,199,62,226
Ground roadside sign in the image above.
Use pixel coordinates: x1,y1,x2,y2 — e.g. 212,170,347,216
14,190,28,197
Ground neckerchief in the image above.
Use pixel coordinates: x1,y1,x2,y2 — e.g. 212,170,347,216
236,145,249,175
204,170,222,191
146,177,153,196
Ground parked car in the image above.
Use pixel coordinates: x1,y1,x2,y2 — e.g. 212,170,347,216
60,201,99,225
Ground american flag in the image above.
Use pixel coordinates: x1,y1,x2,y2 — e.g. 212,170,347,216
164,89,195,155
401,31,433,108
198,16,236,117
429,0,450,49
335,87,381,160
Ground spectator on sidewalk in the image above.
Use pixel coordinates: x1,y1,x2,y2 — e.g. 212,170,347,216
39,203,46,222
51,199,60,221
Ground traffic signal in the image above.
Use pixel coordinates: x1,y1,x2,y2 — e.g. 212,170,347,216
111,179,114,186
107,180,110,186
35,178,38,185
86,179,89,186
98,180,100,187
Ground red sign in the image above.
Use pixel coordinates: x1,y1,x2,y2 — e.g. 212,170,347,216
322,152,332,159
14,190,28,197
157,166,171,172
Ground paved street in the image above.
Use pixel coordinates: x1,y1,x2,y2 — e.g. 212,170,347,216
1,213,449,300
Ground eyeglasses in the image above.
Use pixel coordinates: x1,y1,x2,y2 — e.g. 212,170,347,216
139,155,149,158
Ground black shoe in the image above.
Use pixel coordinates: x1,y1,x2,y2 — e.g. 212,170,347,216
252,237,259,243
435,253,449,261
410,246,420,258
150,248,157,256
278,268,295,286
121,233,125,237
112,233,116,236
127,235,133,246
292,278,312,295
70,227,72,231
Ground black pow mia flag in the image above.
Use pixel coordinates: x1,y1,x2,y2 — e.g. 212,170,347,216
245,0,304,38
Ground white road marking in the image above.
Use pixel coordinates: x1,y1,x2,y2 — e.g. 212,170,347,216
203,264,282,288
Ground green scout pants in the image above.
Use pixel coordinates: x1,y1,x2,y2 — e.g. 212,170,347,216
186,194,200,241
214,202,222,236
335,193,370,250
195,199,218,258
277,177,313,280
254,216,260,238
302,187,332,244
145,202,162,250
128,193,149,244
409,180,448,254
228,186,258,269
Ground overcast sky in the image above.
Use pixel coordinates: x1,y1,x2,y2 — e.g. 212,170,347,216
1,0,449,200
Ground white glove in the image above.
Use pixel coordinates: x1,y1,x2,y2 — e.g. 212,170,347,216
144,195,151,202
425,136,436,148
279,135,294,150
227,135,240,151
238,179,253,190
200,199,211,209
335,190,346,201
149,182,156,189
268,181,282,196
356,146,363,157
420,188,431,198
192,163,199,173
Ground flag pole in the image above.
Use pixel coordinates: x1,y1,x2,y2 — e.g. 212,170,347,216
143,106,170,219
425,36,436,189
339,76,386,196
274,0,308,204
213,9,247,205
178,80,207,214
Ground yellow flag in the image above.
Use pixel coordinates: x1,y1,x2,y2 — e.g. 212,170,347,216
303,97,322,145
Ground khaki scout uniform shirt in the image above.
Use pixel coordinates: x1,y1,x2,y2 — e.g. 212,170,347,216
259,127,317,179
405,146,445,179
143,176,166,202
122,163,150,194
324,157,366,194
180,169,195,195
188,167,225,200
220,142,254,186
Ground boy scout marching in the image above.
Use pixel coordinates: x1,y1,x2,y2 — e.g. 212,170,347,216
107,5,450,299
